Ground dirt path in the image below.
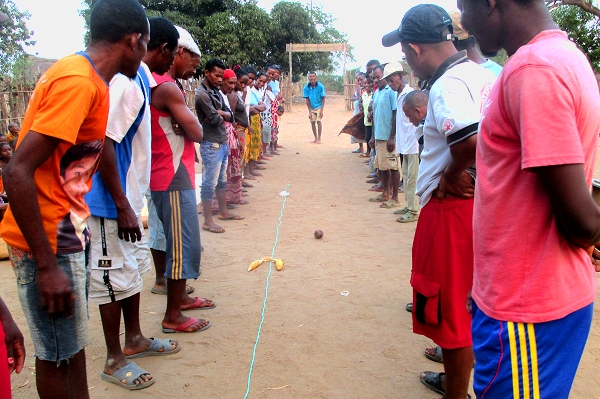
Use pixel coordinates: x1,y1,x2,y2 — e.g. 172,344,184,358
4,95,600,398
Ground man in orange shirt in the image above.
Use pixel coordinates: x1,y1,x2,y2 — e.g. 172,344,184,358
0,0,149,397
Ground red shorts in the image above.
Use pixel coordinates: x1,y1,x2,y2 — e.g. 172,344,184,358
0,322,11,399
411,196,474,349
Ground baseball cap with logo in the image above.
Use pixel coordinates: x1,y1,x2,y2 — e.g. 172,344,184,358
449,11,470,41
382,4,454,47
175,26,201,57
383,61,407,79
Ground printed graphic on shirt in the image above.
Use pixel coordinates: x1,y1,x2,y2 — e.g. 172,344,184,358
58,140,103,251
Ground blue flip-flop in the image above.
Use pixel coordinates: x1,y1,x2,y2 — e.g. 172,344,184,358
125,338,182,359
101,362,155,390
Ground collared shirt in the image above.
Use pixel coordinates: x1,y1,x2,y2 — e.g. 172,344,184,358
303,81,326,109
372,85,397,141
195,79,227,144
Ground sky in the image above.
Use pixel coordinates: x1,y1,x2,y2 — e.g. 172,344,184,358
11,0,460,73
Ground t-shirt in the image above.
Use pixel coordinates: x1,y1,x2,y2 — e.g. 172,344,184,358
362,91,373,127
372,85,397,141
0,53,108,254
150,73,196,192
303,82,326,110
481,59,503,77
85,62,155,219
395,85,418,155
473,30,600,323
416,55,496,207
268,80,280,96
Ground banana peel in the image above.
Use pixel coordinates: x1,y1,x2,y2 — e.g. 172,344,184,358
248,257,285,271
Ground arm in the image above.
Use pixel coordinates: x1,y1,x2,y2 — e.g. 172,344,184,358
319,97,326,118
0,297,24,374
436,135,477,198
195,89,223,127
305,98,312,119
3,132,76,317
154,83,203,142
98,137,141,242
250,103,266,115
535,164,600,249
387,110,397,153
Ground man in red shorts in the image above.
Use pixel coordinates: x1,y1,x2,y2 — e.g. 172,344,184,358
460,0,600,397
383,5,495,398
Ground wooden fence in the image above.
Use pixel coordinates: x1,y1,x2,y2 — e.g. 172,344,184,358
0,79,34,133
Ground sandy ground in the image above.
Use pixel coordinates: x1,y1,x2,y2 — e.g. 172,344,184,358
4,95,600,399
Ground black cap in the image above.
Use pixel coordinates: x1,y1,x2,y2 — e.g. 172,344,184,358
382,4,454,47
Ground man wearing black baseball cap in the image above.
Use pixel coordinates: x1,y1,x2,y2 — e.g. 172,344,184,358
383,4,496,399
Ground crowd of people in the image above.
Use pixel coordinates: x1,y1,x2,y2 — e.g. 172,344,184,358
1,0,600,398
0,0,291,396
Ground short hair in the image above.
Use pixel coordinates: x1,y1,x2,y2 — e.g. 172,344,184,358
308,71,317,76
244,65,258,76
7,122,18,131
205,58,226,72
90,0,148,44
59,140,103,177
357,72,367,78
256,72,267,80
454,36,477,51
235,68,248,79
366,59,380,67
148,17,179,52
7,140,16,150
277,105,285,112
403,90,429,108
373,64,385,74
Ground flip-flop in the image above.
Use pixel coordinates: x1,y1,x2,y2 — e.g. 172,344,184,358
218,215,244,221
405,302,413,313
101,362,155,390
151,284,195,295
162,317,212,333
202,225,225,233
394,207,410,215
359,153,370,158
255,166,266,170
245,175,256,180
397,212,419,223
226,203,238,209
419,372,471,399
369,194,387,203
380,200,400,208
424,346,443,364
366,178,379,184
352,149,362,153
242,182,254,188
256,160,267,165
239,200,249,205
181,297,216,310
126,338,181,359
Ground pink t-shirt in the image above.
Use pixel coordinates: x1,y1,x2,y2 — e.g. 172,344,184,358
473,30,600,323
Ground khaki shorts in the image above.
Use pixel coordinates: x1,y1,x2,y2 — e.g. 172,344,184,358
374,140,400,171
310,108,322,122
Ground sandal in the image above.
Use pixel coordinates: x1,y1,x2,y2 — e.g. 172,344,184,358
101,362,154,390
394,207,409,215
424,346,443,363
420,371,472,399
380,200,400,208
397,211,419,223
369,194,387,203
405,302,413,313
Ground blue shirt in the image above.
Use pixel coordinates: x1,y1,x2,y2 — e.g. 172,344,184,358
303,81,326,109
372,85,397,140
268,80,280,96
481,59,503,77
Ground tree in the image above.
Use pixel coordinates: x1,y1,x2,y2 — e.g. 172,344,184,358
551,4,600,71
546,0,600,17
0,0,35,76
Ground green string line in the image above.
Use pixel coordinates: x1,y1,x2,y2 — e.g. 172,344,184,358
243,184,291,399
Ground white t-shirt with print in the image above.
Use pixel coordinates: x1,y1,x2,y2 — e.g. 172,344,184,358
416,61,496,207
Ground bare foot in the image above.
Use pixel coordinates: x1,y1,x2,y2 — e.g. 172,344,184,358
316,139,322,144
218,212,244,221
251,171,263,176
202,224,225,233
310,139,317,143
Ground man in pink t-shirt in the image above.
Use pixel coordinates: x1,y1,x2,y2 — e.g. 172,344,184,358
461,0,600,397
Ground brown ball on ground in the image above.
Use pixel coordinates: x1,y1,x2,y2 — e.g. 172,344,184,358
314,230,323,239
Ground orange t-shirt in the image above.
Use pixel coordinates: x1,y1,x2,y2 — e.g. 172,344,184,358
0,53,108,254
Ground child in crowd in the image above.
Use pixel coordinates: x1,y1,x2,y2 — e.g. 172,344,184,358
402,90,428,156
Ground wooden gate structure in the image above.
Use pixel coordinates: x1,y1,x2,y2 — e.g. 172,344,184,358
285,42,350,111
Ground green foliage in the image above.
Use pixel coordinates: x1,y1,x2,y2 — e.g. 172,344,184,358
0,0,35,76
551,5,600,71
78,0,350,75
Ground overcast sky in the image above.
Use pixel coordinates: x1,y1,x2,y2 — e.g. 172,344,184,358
12,0,460,73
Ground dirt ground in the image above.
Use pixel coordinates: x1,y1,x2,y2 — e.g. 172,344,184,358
4,95,600,398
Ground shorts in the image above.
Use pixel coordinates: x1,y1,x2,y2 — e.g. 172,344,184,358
310,108,322,122
374,140,399,171
151,190,201,280
411,197,474,349
472,300,592,399
10,246,90,362
262,124,272,144
200,141,228,201
88,216,151,305
146,191,166,251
